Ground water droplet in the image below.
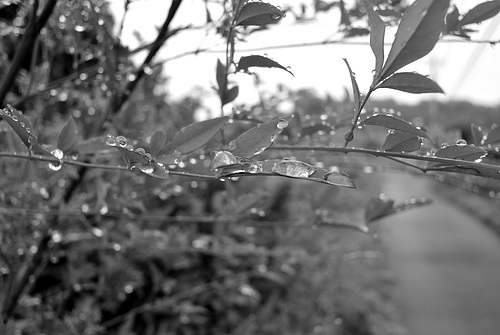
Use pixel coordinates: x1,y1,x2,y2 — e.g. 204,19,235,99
456,139,467,146
228,140,236,151
388,129,396,135
74,25,85,32
277,119,288,129
253,147,267,156
116,135,127,147
246,162,263,174
49,148,63,171
11,115,18,121
105,135,117,146
134,147,146,155
440,142,449,149
212,151,238,170
138,164,155,174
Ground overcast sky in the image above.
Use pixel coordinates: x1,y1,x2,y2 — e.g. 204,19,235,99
108,0,500,110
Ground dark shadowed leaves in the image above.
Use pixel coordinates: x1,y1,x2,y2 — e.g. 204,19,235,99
382,130,422,152
230,118,288,158
162,116,230,155
377,0,450,82
235,2,284,26
445,5,460,34
362,0,385,78
237,55,293,76
58,116,78,153
459,1,500,26
359,114,430,139
377,72,444,94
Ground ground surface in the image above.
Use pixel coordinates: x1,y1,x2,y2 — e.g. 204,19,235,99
381,174,500,335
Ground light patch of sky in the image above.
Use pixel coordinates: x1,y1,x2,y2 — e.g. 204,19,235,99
109,0,500,115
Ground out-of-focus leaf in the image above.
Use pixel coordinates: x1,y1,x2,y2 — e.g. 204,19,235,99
427,164,500,180
73,136,109,154
364,195,395,223
230,118,289,158
150,129,167,158
300,123,334,137
459,1,500,26
359,114,430,139
484,124,500,145
377,0,450,82
0,105,46,154
362,0,385,78
345,27,370,38
376,72,444,94
382,130,422,152
235,2,284,26
58,116,78,153
343,58,360,114
162,116,230,155
339,0,350,26
470,124,484,146
237,55,293,76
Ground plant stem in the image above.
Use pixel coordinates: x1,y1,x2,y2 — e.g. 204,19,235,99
344,87,374,147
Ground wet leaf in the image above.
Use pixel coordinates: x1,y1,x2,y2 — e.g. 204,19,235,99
382,130,422,152
484,125,500,145
377,0,450,82
321,171,356,188
235,2,284,26
376,72,444,94
362,0,385,79
230,118,288,158
150,129,167,157
427,144,487,168
57,116,78,153
343,58,360,114
211,150,239,170
364,196,395,223
0,105,46,154
237,55,294,76
162,116,230,154
459,1,500,27
359,114,430,139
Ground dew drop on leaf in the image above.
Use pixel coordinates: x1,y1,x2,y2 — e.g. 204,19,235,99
212,151,238,170
456,139,467,146
228,140,237,150
116,135,127,147
134,147,146,155
272,160,316,178
253,147,267,156
277,119,289,129
440,142,449,149
138,164,155,174
246,162,263,174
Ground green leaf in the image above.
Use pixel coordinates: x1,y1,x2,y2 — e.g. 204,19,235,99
362,0,385,79
235,2,284,26
484,124,500,145
230,118,288,158
359,114,430,139
459,1,500,26
57,116,78,153
149,129,167,157
162,116,230,154
377,0,450,82
377,72,444,94
382,130,422,152
0,105,45,154
343,58,360,115
237,55,294,76
470,124,484,146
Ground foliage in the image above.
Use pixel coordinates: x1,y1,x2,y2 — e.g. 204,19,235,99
0,0,500,334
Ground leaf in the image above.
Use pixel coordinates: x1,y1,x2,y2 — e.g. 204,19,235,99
237,55,294,76
364,196,395,223
162,116,230,154
377,0,450,82
484,125,500,145
150,129,167,157
427,144,487,168
235,2,284,26
427,165,500,180
321,171,356,188
223,85,239,105
382,130,422,152
216,59,226,97
271,160,317,178
376,72,444,94
359,114,430,139
0,105,46,154
230,118,288,158
343,58,360,115
459,1,500,27
445,5,460,34
362,0,385,78
57,116,78,153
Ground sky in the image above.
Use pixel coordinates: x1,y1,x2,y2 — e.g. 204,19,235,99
108,0,500,111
